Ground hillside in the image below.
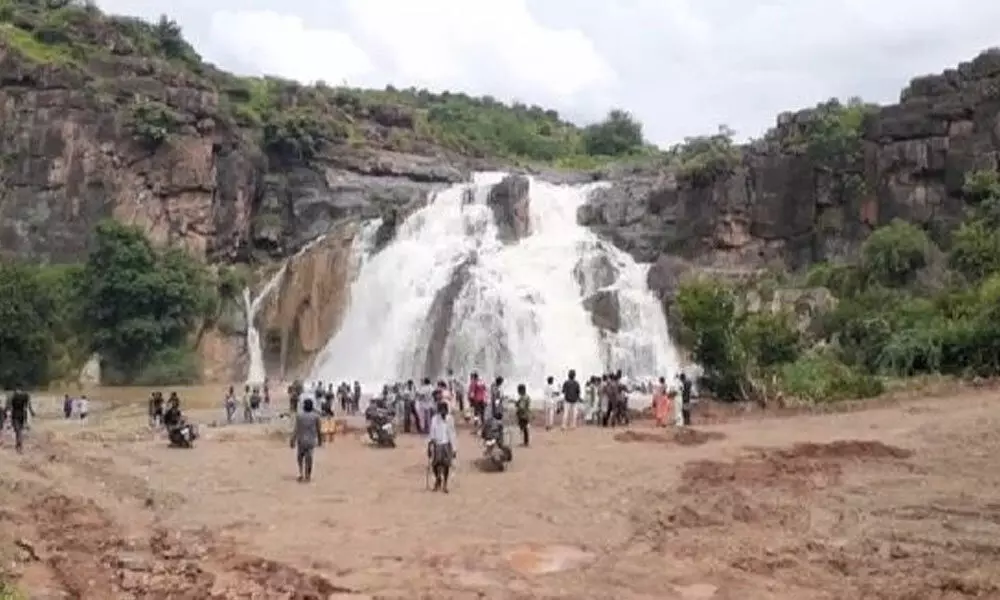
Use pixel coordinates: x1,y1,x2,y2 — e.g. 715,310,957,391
0,0,652,264
3,0,1000,389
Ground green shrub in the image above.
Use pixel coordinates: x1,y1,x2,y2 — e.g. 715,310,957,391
104,345,201,386
779,353,884,404
128,99,182,147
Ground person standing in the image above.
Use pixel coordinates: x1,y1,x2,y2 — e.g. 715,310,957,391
514,384,531,447
447,369,465,416
7,388,35,453
543,376,559,431
76,395,89,421
653,376,670,427
678,372,693,426
63,394,74,419
560,370,581,430
224,387,237,423
427,400,458,493
290,398,323,482
152,392,165,426
467,373,487,432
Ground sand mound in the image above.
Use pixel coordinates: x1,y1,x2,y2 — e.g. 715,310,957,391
614,428,726,447
681,440,913,491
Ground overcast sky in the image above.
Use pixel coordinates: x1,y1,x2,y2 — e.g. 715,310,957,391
95,0,1000,147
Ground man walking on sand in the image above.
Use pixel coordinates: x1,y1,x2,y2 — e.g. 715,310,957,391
290,398,323,482
7,388,35,453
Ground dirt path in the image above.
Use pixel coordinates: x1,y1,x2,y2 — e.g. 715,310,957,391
1,391,999,599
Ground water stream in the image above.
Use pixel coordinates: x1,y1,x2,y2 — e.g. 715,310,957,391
309,172,680,393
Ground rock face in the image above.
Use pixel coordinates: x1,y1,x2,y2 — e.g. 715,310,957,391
256,223,359,379
582,290,621,332
418,256,476,376
580,49,1000,281
487,174,532,242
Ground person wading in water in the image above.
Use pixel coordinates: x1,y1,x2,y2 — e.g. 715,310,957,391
290,398,323,482
427,400,458,493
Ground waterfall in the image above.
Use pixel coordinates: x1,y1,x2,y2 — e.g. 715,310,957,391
243,266,287,385
309,172,680,393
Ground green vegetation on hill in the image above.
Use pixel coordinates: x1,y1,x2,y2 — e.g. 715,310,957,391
0,0,655,167
676,170,1000,405
0,221,232,389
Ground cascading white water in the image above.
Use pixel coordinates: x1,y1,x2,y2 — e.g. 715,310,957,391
243,266,287,385
309,172,680,392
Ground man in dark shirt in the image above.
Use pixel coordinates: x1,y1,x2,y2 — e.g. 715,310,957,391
679,372,693,426
163,397,183,430
290,398,323,482
561,369,581,429
7,388,35,453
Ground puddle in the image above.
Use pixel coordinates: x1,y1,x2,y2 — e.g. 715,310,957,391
505,544,595,575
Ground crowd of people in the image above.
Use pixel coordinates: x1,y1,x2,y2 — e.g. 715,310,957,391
283,368,696,492
1,366,695,494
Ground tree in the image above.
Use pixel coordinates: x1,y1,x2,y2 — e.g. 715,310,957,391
0,263,56,388
582,109,644,156
80,220,214,381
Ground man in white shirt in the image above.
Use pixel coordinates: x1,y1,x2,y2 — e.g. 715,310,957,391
427,401,458,493
75,395,89,420
417,378,435,433
544,375,560,431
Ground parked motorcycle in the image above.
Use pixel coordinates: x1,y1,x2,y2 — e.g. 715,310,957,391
365,404,396,448
167,422,198,448
481,420,513,470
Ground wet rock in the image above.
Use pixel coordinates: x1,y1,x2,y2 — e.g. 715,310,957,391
487,174,531,243
583,290,621,332
573,252,619,297
256,223,360,378
420,257,475,375
646,255,693,302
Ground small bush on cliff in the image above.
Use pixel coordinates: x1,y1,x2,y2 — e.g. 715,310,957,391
128,98,182,147
671,125,742,185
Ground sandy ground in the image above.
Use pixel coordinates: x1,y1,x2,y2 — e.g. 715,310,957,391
1,388,1000,599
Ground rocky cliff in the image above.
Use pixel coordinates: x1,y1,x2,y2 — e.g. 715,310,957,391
581,49,1000,305
3,2,1000,383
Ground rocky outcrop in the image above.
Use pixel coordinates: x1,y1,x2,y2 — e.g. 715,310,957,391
744,287,837,332
582,290,621,332
418,256,476,376
256,223,360,379
486,174,531,242
580,49,1000,288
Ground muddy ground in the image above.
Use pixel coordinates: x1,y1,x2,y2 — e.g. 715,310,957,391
1,389,999,599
